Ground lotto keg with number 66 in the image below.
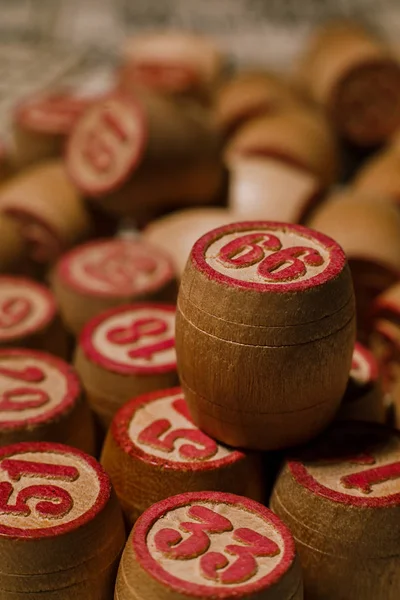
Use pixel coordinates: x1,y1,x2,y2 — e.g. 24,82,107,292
176,221,356,450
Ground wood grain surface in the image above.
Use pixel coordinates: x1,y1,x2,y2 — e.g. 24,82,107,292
116,491,303,599
271,421,400,599
101,387,264,526
176,220,355,450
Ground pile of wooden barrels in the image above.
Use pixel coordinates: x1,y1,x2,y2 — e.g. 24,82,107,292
0,21,399,600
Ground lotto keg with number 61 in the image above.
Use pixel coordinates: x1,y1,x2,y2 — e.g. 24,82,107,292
176,221,356,450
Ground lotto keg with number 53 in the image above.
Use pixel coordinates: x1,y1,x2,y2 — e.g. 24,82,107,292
176,221,356,450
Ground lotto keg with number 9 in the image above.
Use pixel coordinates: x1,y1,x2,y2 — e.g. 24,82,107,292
176,221,356,450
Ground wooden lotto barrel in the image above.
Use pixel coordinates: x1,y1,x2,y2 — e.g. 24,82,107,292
176,220,355,450
101,387,264,526
0,276,67,358
0,349,95,453
51,238,176,335
336,342,384,423
0,161,92,265
75,303,178,429
271,421,400,599
115,491,303,600
0,441,125,598
66,92,223,217
295,21,400,147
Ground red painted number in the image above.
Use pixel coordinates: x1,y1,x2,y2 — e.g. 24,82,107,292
0,483,73,518
138,397,218,460
0,387,49,411
341,456,400,494
218,233,324,282
107,317,167,343
82,109,128,172
0,364,48,413
0,298,31,329
155,505,280,584
218,233,281,268
154,505,233,560
1,459,78,482
0,365,45,383
200,528,280,584
107,317,174,361
257,247,324,281
0,459,79,519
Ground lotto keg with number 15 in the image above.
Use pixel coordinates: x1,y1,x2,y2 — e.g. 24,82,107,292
176,221,356,450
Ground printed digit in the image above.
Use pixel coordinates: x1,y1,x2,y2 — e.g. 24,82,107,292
257,246,324,282
138,419,218,460
0,365,45,383
341,461,400,494
218,233,282,268
128,338,175,360
107,317,174,361
107,318,167,345
0,298,31,329
0,482,73,518
0,458,79,520
154,505,233,560
0,387,49,411
200,528,280,584
82,109,128,173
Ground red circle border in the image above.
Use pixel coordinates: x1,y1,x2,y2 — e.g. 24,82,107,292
0,349,81,430
66,93,148,197
133,491,296,599
0,277,57,342
80,303,177,375
191,220,346,293
0,441,111,538
289,423,400,508
56,238,175,299
111,387,245,470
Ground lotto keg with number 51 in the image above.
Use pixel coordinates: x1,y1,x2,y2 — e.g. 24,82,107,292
176,221,356,450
